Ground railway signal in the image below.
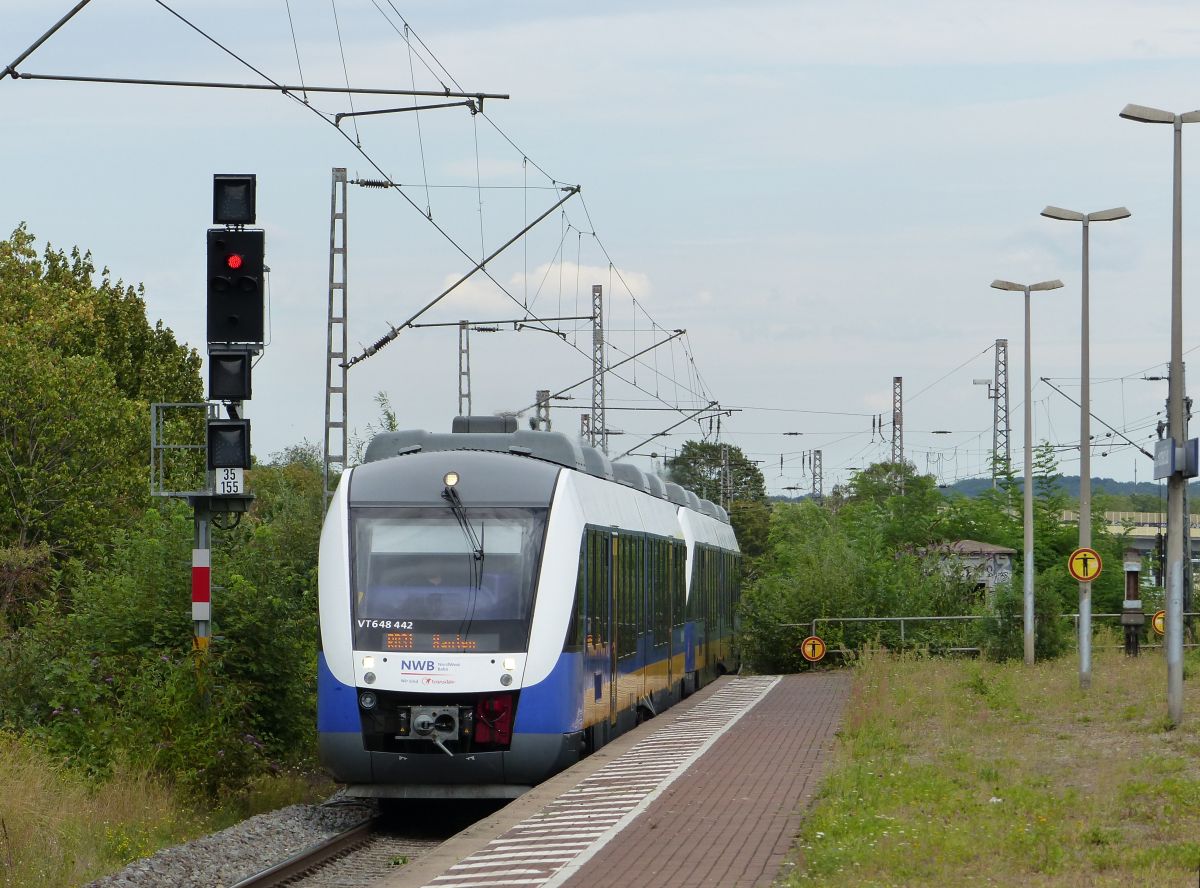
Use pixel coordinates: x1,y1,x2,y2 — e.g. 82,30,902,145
208,348,253,402
205,175,263,470
206,228,265,344
194,174,263,665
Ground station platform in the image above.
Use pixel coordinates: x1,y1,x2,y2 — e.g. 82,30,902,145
376,671,851,888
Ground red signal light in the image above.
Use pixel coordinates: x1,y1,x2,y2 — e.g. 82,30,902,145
226,253,244,271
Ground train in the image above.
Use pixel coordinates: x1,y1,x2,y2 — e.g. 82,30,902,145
317,416,742,799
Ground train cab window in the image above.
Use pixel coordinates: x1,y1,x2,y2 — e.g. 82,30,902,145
350,506,547,653
567,536,586,651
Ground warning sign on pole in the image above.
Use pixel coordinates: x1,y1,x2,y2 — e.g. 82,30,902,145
1067,547,1103,583
800,635,827,663
1152,609,1166,636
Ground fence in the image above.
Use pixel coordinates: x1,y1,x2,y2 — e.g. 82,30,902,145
779,612,1200,657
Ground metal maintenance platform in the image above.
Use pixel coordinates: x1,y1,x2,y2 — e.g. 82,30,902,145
374,671,850,888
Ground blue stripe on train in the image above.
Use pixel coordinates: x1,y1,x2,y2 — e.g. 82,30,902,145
513,652,584,734
317,652,361,733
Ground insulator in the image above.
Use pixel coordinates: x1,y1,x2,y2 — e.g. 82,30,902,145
354,178,396,189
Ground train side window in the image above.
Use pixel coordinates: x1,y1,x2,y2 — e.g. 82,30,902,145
587,530,602,648
633,535,643,638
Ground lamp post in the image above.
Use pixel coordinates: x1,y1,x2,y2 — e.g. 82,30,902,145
1121,103,1200,725
1040,204,1130,690
991,278,1065,665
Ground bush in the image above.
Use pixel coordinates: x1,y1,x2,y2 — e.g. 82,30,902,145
974,577,1067,662
0,448,325,798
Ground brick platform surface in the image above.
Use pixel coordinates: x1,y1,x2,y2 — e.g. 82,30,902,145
559,672,851,888
378,672,851,888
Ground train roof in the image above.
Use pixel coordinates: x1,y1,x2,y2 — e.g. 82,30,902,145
362,417,729,525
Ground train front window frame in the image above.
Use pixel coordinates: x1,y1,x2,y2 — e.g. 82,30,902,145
349,506,548,653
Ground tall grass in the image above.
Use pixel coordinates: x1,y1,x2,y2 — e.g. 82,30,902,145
0,731,192,886
787,635,1200,886
0,731,332,888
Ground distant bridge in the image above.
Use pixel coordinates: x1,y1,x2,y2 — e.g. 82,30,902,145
1062,511,1200,557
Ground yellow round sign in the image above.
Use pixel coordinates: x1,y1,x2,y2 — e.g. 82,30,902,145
1068,547,1103,582
1152,609,1166,636
800,635,827,663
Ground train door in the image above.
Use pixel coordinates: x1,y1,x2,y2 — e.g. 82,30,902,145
662,539,673,690
608,531,618,728
694,547,708,673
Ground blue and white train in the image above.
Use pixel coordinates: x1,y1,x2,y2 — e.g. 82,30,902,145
317,416,741,799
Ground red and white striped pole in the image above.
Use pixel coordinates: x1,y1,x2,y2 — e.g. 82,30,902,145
192,546,211,648
192,502,211,653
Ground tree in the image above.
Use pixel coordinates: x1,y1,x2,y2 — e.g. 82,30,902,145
840,461,949,551
666,441,766,503
0,226,201,571
666,441,769,556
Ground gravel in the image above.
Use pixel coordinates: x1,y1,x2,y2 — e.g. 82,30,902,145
86,793,378,888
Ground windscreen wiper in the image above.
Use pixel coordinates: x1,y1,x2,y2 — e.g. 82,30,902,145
441,484,483,562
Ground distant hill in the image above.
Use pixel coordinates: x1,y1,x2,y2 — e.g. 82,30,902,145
942,476,1175,499
771,476,1189,504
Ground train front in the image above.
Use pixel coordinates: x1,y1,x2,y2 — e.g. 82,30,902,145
317,447,582,799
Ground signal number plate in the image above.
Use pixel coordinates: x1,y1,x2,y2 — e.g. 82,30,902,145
217,468,244,495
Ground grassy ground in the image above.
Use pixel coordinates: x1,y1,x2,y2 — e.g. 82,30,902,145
785,634,1200,886
0,731,333,888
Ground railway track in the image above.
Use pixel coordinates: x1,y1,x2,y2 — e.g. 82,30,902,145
230,801,505,888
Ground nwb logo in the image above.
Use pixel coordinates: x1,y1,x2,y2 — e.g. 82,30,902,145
399,660,436,671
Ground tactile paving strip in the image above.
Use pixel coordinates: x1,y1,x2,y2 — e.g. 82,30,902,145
418,676,780,888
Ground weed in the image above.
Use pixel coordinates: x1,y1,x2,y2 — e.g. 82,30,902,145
785,647,1200,885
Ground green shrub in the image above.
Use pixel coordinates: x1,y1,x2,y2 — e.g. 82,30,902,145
974,578,1067,662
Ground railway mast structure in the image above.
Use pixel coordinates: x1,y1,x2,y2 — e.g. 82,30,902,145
812,449,823,502
992,338,1012,480
324,168,349,507
974,338,1012,487
891,376,904,492
591,284,607,453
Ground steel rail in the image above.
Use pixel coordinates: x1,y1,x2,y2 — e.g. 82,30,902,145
228,817,379,888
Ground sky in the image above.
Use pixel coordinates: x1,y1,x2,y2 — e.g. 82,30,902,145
6,1,1200,497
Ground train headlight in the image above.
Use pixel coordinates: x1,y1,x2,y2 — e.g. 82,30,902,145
500,673,513,687
362,656,375,669
443,471,460,488
359,691,377,710
502,657,516,671
364,671,376,685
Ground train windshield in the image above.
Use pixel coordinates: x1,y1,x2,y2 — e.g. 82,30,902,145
350,507,548,653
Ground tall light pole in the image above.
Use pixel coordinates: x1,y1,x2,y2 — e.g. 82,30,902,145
1121,103,1200,725
991,278,1064,665
1041,205,1130,690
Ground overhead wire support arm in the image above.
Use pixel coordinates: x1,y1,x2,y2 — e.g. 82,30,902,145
613,402,725,461
1039,376,1154,459
514,328,688,415
8,72,511,101
344,185,581,368
3,0,96,81
409,314,591,329
335,100,474,126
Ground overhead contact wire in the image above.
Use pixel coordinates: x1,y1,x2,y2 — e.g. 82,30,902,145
329,0,361,146
283,0,308,102
405,23,432,218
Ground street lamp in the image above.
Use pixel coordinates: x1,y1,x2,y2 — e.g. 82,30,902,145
1121,103,1200,725
991,278,1065,665
1041,204,1130,691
